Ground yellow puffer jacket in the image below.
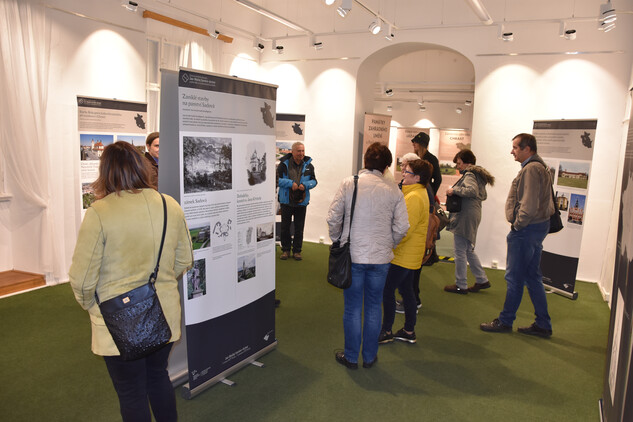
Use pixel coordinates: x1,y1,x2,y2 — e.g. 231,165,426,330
392,183,429,270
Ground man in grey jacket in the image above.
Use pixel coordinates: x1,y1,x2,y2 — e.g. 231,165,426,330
480,133,555,338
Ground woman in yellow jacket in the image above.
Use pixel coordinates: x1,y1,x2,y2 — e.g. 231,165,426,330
69,141,193,422
379,159,432,344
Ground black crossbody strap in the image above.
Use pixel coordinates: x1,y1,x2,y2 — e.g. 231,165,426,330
348,175,358,244
149,194,168,285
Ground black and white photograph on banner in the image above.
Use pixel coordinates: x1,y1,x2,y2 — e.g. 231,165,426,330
187,258,206,300
79,134,112,160
183,136,232,193
568,194,586,225
238,226,255,252
558,160,590,189
245,141,267,186
189,223,211,250
256,222,274,242
116,134,146,155
212,218,232,242
237,254,256,282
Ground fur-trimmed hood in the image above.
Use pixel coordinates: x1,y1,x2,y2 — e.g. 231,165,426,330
463,165,495,186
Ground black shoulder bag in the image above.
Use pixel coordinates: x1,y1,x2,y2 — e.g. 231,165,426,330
327,175,358,289
528,161,563,234
95,194,172,361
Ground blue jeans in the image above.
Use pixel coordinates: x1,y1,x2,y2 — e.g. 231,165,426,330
499,220,552,330
383,264,417,332
343,263,390,364
454,234,488,289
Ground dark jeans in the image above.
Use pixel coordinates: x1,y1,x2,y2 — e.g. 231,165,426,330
383,264,417,332
103,343,176,422
280,204,306,253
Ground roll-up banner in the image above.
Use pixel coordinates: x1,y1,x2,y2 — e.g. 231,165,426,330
394,127,427,180
437,129,471,205
532,119,597,299
363,113,391,153
76,96,147,213
177,68,278,398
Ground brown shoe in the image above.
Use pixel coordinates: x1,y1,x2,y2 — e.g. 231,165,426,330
444,284,468,295
293,252,302,261
280,251,289,260
468,281,491,292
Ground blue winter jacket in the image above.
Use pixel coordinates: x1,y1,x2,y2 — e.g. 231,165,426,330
277,153,317,206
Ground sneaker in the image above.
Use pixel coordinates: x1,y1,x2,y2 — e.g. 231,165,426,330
378,330,394,344
280,251,289,260
393,328,416,344
480,318,512,333
444,284,468,295
468,281,491,293
363,356,378,369
517,323,552,338
335,351,358,369
293,252,302,261
395,300,419,315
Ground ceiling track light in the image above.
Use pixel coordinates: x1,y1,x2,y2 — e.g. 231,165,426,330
387,105,393,112
498,24,514,42
600,1,617,24
272,40,284,54
465,100,472,106
121,1,138,12
369,18,382,35
385,88,394,97
337,0,352,18
253,38,264,52
419,105,427,112
455,107,463,114
384,24,395,41
309,35,323,50
559,22,576,40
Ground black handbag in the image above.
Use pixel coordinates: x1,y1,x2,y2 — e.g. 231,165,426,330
434,202,449,231
445,195,462,213
327,175,358,289
95,194,172,361
549,188,563,234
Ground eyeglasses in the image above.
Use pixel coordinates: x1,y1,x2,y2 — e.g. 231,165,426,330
403,170,414,175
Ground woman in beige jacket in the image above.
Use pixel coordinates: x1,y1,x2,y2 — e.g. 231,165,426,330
69,141,193,422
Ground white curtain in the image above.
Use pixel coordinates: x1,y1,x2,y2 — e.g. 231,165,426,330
0,0,62,282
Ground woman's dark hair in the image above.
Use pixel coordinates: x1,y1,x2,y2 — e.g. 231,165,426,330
407,159,432,186
453,149,476,165
364,142,392,172
92,141,153,199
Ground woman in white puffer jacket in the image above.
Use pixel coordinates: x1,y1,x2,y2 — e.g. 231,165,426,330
327,142,409,370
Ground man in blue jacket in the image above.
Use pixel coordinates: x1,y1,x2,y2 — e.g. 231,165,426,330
277,142,317,261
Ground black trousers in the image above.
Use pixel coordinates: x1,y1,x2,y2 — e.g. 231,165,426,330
280,204,307,253
103,343,176,422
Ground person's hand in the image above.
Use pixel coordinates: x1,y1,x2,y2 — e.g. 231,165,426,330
298,184,305,191
292,182,299,190
446,187,454,196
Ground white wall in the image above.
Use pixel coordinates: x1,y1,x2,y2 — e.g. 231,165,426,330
2,0,632,300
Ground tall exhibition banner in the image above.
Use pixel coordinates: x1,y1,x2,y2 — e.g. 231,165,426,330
363,113,391,153
533,119,597,298
177,69,277,396
601,103,633,422
437,129,471,203
394,127,427,180
76,96,147,210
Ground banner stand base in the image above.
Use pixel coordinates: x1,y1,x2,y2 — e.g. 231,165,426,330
181,341,277,400
545,284,578,300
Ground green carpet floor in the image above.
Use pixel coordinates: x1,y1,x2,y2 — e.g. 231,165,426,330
0,242,609,421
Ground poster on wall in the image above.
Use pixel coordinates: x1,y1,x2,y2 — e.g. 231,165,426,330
437,129,471,204
533,119,597,298
77,96,147,210
177,69,277,395
394,127,426,180
363,113,391,153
